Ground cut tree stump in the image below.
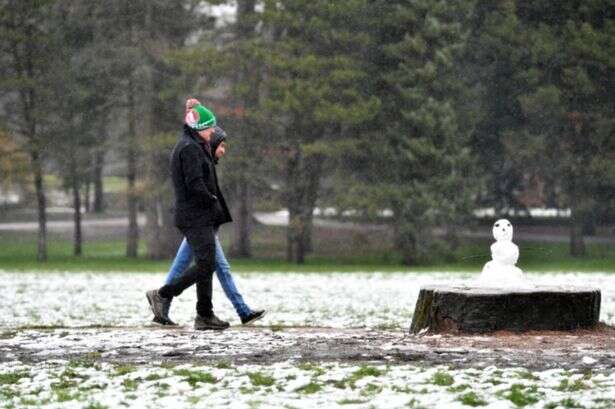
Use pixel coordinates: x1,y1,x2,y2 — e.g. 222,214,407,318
410,285,601,334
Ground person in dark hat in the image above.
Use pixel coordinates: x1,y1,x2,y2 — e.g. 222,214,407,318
151,123,265,327
146,101,230,330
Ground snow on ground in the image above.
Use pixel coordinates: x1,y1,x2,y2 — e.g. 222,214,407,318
2,271,615,329
2,271,615,408
2,359,615,408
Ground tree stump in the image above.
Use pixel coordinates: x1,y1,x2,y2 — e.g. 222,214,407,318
410,285,601,334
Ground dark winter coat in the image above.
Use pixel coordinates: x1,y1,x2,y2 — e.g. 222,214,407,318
170,125,232,229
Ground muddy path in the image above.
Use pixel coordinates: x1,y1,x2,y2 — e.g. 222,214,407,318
2,325,615,371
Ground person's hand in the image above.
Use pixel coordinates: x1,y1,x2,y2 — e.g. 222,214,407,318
185,98,201,112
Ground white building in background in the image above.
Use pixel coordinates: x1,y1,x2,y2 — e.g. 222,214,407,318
0,188,20,206
473,207,571,219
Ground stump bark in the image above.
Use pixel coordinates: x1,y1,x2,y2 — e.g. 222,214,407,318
410,285,601,334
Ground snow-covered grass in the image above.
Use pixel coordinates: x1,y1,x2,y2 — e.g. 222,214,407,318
2,271,615,408
2,360,615,408
2,271,615,329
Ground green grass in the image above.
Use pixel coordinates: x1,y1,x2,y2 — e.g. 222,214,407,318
297,362,326,376
458,391,487,406
295,382,323,394
337,399,368,405
101,176,127,193
360,382,383,396
342,365,385,389
114,365,136,377
174,369,218,387
0,228,613,273
498,384,543,407
42,175,126,194
431,371,455,387
0,371,30,385
246,372,275,387
556,378,589,392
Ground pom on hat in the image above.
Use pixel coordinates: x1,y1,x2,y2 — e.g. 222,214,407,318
185,103,216,130
185,98,201,112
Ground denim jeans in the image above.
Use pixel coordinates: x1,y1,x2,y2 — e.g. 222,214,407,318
165,236,252,318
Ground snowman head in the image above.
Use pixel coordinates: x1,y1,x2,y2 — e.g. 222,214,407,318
492,219,513,242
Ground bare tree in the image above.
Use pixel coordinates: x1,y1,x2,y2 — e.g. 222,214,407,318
0,0,57,261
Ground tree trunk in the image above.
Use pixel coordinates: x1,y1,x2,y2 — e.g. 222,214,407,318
145,196,162,258
411,285,601,334
227,0,258,259
286,149,301,263
126,74,139,258
138,1,179,259
285,152,322,264
397,225,419,266
401,240,418,265
17,11,46,262
83,177,91,213
582,210,596,236
570,207,586,257
230,178,252,258
287,207,306,264
31,149,47,262
71,157,82,256
93,149,105,213
302,157,322,254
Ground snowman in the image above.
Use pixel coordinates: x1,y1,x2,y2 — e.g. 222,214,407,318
479,218,528,286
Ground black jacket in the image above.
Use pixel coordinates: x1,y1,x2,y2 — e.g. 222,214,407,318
171,125,232,229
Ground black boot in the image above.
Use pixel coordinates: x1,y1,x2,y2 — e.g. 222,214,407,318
194,313,230,330
152,297,178,326
146,289,171,324
241,310,266,325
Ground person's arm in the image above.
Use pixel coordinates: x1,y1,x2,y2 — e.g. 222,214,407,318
180,145,217,205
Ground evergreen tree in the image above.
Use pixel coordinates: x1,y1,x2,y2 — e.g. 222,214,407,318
466,0,529,212
259,0,380,263
511,0,615,256
361,0,480,264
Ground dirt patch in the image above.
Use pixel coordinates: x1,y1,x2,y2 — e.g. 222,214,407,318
2,325,615,371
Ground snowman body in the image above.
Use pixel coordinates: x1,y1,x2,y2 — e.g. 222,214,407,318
480,219,526,285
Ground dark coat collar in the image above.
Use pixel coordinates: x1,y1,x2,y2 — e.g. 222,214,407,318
183,124,212,158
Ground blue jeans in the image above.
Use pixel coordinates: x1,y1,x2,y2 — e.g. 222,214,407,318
165,236,252,319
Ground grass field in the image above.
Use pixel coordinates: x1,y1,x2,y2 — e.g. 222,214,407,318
0,227,613,273
3,360,615,409
3,270,615,408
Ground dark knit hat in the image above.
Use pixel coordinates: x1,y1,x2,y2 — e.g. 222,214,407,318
211,126,227,153
210,126,227,163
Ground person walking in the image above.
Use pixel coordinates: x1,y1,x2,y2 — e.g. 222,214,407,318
146,101,229,330
152,123,265,327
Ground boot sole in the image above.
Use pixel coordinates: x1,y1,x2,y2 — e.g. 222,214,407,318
146,291,165,320
242,311,266,326
152,317,178,326
145,292,155,315
194,325,230,331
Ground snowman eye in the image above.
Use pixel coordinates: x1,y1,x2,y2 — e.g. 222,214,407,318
495,223,500,227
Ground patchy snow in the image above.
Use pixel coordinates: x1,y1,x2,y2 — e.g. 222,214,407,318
2,271,615,407
1,360,615,408
1,271,614,329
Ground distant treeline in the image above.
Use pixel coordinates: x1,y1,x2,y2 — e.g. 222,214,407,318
0,0,613,264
